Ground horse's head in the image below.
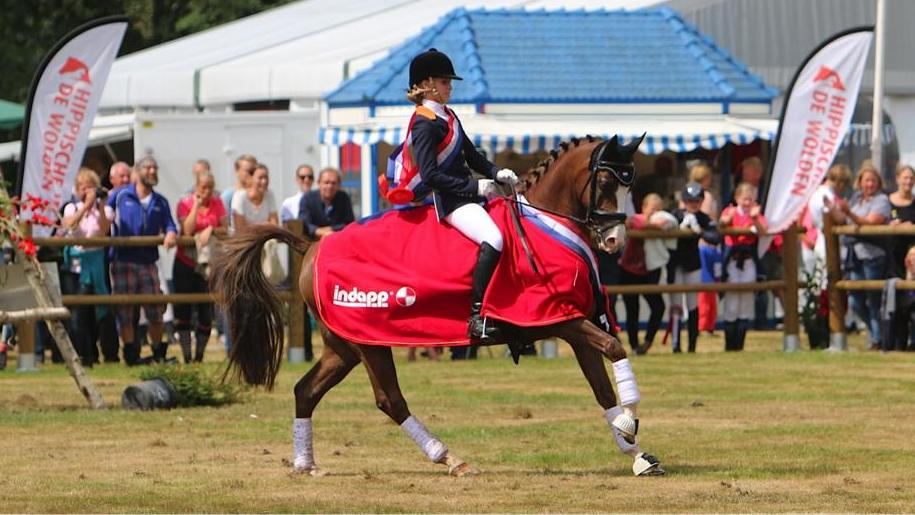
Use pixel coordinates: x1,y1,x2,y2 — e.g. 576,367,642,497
523,134,643,254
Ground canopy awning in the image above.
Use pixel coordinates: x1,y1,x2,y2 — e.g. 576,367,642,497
0,114,134,162
320,115,779,155
0,99,25,129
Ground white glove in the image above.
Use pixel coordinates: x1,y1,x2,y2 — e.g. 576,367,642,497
495,168,519,186
477,179,498,198
679,213,701,234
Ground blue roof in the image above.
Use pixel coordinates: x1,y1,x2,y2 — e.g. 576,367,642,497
324,7,777,107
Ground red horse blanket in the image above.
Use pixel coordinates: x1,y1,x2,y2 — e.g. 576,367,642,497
313,197,600,346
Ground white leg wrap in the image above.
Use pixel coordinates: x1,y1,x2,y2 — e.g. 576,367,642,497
292,418,315,471
604,406,640,457
400,415,448,463
612,358,640,413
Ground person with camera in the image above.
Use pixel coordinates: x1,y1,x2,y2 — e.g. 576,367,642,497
61,167,118,365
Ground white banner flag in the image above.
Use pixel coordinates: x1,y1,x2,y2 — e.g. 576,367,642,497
762,28,873,240
18,17,127,236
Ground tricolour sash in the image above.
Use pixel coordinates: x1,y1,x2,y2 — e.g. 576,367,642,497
382,105,463,204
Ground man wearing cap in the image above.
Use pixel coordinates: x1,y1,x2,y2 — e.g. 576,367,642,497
667,182,720,353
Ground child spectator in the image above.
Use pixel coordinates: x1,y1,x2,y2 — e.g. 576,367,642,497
690,163,721,335
718,182,767,351
620,193,676,355
668,182,719,353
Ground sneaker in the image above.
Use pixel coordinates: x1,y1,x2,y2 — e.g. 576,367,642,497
866,342,881,351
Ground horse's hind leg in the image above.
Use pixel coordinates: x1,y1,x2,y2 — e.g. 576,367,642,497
291,330,360,475
358,344,475,476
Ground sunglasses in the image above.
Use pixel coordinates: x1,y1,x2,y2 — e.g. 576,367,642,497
298,174,314,180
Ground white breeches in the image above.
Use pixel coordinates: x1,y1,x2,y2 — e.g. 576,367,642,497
669,267,701,312
445,203,503,251
723,259,755,321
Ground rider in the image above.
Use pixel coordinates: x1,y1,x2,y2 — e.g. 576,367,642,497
400,48,518,342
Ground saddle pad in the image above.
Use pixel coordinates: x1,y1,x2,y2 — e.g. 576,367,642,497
313,198,596,346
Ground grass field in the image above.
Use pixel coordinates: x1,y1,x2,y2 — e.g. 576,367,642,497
2,330,914,513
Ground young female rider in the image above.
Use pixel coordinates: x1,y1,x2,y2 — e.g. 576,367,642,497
402,48,518,342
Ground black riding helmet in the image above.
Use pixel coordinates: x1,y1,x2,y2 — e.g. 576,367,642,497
409,48,463,89
682,181,704,202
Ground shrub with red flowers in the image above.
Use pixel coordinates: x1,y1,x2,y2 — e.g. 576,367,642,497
0,184,56,260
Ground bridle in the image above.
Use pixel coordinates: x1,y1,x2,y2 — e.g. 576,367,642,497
506,140,633,233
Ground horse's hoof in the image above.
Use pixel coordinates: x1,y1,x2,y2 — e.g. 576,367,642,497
293,465,326,477
612,414,638,444
632,452,664,476
441,454,479,477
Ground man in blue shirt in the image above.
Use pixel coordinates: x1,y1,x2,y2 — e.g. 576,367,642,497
108,156,177,365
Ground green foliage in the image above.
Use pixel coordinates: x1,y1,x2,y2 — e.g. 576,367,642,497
0,0,293,108
138,364,246,407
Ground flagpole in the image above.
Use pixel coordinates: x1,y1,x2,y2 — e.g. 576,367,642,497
871,0,886,173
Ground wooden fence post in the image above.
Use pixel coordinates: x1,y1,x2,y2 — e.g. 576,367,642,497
782,223,801,352
285,220,306,363
823,213,847,351
15,222,37,372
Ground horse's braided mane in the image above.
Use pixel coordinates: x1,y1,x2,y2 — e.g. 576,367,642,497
520,135,599,192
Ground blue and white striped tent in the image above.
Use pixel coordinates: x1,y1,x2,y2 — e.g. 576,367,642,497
319,116,779,156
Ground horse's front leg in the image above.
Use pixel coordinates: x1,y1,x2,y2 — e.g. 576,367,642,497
357,344,475,476
556,318,664,476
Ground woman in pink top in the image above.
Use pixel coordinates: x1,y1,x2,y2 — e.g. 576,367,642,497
62,167,116,365
174,171,227,363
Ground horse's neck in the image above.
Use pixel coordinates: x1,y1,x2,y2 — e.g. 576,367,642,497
526,163,581,220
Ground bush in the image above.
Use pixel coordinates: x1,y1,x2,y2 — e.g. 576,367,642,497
139,364,246,407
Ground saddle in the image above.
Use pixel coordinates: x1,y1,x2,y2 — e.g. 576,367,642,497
312,198,601,348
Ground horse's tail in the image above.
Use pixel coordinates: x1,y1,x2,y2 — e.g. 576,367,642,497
211,224,311,390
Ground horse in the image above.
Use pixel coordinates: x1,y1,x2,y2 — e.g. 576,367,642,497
212,134,665,477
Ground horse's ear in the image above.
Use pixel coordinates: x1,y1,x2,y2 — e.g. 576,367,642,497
607,135,619,149
623,133,646,155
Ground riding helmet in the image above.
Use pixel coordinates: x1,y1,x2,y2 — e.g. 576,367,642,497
682,182,704,202
409,48,463,88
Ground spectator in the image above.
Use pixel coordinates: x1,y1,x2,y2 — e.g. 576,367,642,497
802,164,852,276
174,171,227,363
281,165,315,223
107,156,178,365
888,165,915,276
298,167,355,240
889,245,915,352
738,156,764,189
619,193,675,355
828,164,890,350
668,182,719,353
221,154,257,232
185,158,213,194
61,168,118,365
690,163,722,335
106,161,131,191
232,162,278,228
719,182,767,351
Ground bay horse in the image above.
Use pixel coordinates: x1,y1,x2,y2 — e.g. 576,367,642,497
212,134,664,477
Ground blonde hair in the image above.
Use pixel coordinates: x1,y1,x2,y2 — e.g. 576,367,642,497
75,167,100,188
234,154,257,172
406,83,428,105
734,182,758,200
854,163,884,191
896,164,914,178
196,170,215,186
827,164,852,186
689,163,712,184
642,193,663,210
906,244,915,280
740,156,763,172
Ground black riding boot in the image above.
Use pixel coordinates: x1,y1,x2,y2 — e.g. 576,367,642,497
152,341,170,363
671,310,682,353
123,342,142,366
468,242,503,343
736,319,750,351
687,309,699,353
194,330,209,362
724,321,738,351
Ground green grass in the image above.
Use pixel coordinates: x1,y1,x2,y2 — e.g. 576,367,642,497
1,331,914,512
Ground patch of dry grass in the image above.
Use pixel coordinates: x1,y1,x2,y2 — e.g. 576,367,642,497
1,330,914,512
